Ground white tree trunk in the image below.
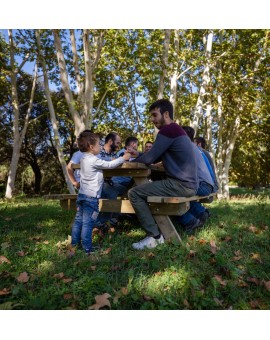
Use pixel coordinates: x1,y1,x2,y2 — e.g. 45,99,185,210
36,30,75,194
157,29,171,100
5,30,38,199
53,30,83,136
170,30,179,111
192,31,213,134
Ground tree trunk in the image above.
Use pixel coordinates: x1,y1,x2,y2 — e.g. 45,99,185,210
5,30,38,199
157,29,171,99
36,30,75,194
191,31,213,135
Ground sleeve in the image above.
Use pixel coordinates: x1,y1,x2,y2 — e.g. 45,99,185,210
93,156,125,169
134,134,172,165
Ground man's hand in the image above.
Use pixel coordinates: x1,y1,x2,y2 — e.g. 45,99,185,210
126,147,139,158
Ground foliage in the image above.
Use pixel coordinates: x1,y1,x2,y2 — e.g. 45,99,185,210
0,194,269,310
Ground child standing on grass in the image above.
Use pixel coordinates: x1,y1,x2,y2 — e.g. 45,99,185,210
71,131,131,255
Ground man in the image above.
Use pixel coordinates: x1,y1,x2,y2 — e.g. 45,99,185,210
144,141,153,153
177,126,214,230
128,99,198,250
195,136,219,193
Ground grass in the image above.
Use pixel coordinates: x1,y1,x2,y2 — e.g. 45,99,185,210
0,192,270,310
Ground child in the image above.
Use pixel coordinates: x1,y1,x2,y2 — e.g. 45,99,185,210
71,131,131,254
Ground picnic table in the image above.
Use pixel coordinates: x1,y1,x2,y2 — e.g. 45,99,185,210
47,162,215,245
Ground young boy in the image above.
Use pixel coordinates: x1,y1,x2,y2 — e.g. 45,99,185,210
71,131,131,254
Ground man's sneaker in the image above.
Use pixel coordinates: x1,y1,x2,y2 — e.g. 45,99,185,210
132,235,164,250
185,218,203,234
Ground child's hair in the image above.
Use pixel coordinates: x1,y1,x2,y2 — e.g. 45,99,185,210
77,130,99,152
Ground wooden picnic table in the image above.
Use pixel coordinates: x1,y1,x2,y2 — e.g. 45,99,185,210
47,162,215,245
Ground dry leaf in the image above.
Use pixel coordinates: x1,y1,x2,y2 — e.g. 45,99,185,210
0,288,11,296
100,247,112,255
62,278,73,283
147,252,155,258
263,281,270,291
53,272,65,279
43,241,49,245
223,236,232,242
183,299,190,307
90,265,96,271
143,295,153,301
213,297,223,306
120,287,128,295
17,251,25,257
198,239,207,245
246,277,261,286
16,272,30,283
234,250,242,256
214,275,227,286
232,256,242,261
63,293,73,300
1,242,10,250
249,300,261,308
188,250,196,257
250,253,262,263
89,293,111,310
237,280,248,287
0,255,11,264
210,240,217,254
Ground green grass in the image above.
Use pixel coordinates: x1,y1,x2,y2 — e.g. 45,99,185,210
0,193,270,310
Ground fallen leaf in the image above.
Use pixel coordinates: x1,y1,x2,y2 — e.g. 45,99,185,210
1,242,11,250
53,272,65,279
234,250,242,256
237,280,248,287
213,297,223,306
62,278,73,283
63,293,73,300
16,272,30,283
210,240,217,254
183,299,190,307
263,281,270,291
246,277,261,286
232,256,242,261
90,265,96,271
17,251,25,257
143,295,153,301
223,236,232,242
120,287,128,295
250,253,262,263
0,255,11,264
0,288,11,296
89,293,111,310
249,300,261,308
43,241,49,245
198,239,207,245
214,275,227,286
147,252,155,258
188,250,196,258
100,247,112,255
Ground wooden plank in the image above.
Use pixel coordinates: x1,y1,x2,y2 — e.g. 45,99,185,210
45,194,78,200
148,202,190,216
153,215,183,245
103,169,151,177
147,193,216,204
72,162,149,169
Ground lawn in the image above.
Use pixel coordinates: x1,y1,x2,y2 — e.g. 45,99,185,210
0,191,270,310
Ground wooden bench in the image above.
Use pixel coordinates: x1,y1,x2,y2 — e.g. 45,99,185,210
45,192,216,244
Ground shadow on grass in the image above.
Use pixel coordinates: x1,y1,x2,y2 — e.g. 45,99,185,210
0,198,270,310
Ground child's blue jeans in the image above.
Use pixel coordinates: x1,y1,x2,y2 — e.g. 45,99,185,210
71,193,99,253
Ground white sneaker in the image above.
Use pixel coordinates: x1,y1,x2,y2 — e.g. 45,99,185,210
132,235,164,250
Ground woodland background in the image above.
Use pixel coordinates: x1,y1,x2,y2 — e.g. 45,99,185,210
0,29,269,199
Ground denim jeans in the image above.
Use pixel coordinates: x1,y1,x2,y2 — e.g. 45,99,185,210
128,178,196,237
178,181,213,226
71,193,99,253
